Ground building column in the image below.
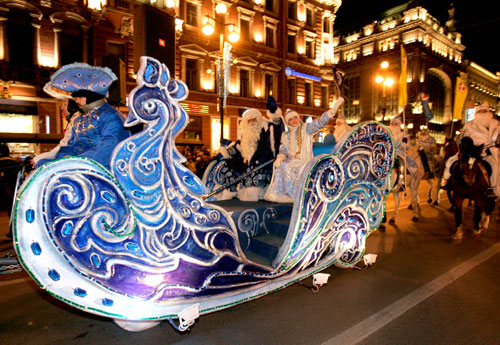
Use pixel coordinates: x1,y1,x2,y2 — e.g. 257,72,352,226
443,86,453,123
32,23,41,66
53,27,61,68
0,16,7,61
81,25,89,63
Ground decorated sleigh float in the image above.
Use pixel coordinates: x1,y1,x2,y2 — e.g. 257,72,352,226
13,57,394,332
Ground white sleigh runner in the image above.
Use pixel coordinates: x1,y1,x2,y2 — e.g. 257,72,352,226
13,56,394,332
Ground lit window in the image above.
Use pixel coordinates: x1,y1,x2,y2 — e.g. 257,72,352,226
265,74,274,98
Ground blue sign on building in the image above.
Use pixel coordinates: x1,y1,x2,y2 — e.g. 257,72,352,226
285,67,322,82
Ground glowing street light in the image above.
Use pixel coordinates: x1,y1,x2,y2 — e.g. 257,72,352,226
384,78,394,87
227,25,240,43
375,64,394,118
202,17,215,36
202,5,240,143
215,3,227,14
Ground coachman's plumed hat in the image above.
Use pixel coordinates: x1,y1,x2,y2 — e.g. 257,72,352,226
43,62,117,98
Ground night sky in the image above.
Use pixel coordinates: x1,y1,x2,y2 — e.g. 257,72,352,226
334,0,500,73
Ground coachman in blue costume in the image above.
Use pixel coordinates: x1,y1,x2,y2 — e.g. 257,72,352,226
214,99,284,201
38,63,130,169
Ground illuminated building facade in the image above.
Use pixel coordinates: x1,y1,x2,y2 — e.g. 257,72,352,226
463,61,499,123
0,0,343,156
175,0,342,151
0,0,136,156
333,2,499,143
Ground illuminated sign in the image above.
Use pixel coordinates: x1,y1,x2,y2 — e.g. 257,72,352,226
180,103,210,114
465,108,475,123
285,67,321,82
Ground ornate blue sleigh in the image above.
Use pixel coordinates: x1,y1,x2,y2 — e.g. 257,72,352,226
13,57,394,331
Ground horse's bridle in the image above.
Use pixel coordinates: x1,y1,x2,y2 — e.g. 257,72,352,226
459,158,489,187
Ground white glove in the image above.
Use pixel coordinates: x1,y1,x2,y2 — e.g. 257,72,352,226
327,97,345,118
218,146,231,159
275,153,286,168
267,107,283,123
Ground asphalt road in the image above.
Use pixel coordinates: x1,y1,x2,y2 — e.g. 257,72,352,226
1,184,499,345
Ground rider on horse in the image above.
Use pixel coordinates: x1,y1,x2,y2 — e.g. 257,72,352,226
389,116,418,190
417,129,437,180
442,103,500,197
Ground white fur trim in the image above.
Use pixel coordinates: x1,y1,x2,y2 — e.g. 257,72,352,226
267,107,283,124
218,189,237,200
242,108,263,121
285,109,300,123
270,125,275,156
237,186,262,202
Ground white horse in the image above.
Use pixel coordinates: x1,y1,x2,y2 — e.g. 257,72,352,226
387,147,436,224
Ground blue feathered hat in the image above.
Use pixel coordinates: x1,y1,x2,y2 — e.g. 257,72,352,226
45,62,117,97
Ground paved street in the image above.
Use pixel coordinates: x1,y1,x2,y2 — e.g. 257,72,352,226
1,183,499,345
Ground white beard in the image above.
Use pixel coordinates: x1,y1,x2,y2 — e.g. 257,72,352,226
240,120,264,163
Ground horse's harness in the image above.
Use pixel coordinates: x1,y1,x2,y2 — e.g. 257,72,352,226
392,155,407,192
459,156,490,187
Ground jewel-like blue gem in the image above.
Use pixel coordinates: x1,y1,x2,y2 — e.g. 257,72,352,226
132,190,145,199
101,191,116,203
125,242,139,252
90,253,101,268
161,71,168,85
26,209,35,223
48,269,60,281
102,298,114,307
31,242,41,255
74,288,87,297
62,222,73,237
183,176,194,186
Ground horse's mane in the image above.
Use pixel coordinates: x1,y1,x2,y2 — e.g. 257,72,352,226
458,136,483,161
452,136,491,189
451,136,495,218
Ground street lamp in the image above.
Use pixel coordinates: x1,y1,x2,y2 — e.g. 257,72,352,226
202,3,240,144
375,61,394,120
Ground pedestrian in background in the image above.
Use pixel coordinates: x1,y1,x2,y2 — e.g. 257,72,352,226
0,144,22,238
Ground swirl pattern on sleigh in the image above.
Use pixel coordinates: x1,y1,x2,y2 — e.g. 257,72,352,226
13,57,394,326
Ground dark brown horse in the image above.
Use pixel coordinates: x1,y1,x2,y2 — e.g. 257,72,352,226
450,137,495,241
435,137,458,209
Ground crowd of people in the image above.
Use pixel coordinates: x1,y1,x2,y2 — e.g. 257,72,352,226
181,146,214,178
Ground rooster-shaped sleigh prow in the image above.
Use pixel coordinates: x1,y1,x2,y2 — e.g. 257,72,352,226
14,56,394,332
